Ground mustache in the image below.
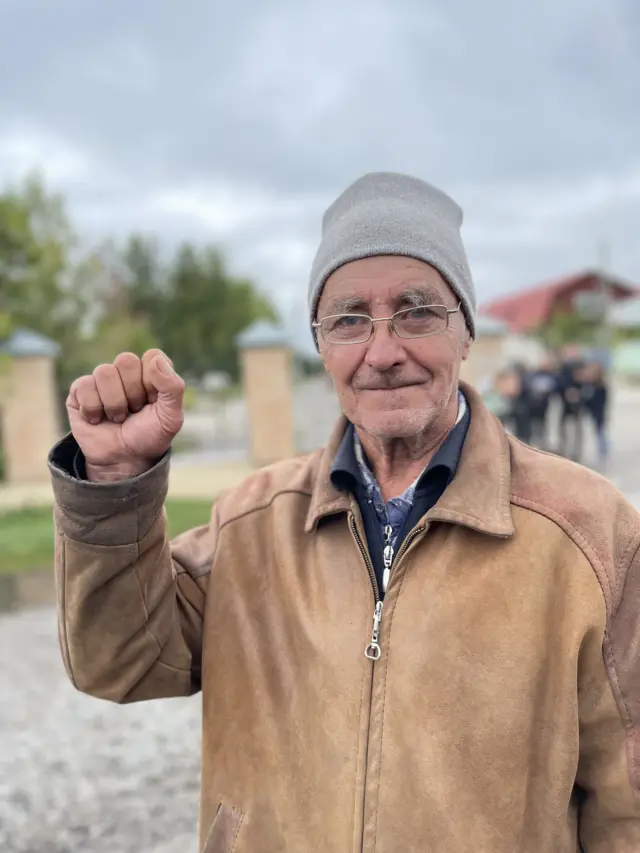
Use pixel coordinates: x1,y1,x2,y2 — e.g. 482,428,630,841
353,372,431,391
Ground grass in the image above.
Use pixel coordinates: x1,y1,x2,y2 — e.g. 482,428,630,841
0,498,214,575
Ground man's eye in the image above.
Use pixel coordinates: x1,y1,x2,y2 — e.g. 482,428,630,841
406,307,437,320
335,315,366,328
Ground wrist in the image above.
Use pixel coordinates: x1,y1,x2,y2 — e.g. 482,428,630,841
85,459,155,482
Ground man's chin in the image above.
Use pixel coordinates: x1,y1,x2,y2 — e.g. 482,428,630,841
356,408,434,440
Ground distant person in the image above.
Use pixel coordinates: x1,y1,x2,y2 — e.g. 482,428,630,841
557,345,585,462
489,368,519,428
528,355,557,449
580,361,610,469
478,372,510,424
510,361,534,443
47,172,640,850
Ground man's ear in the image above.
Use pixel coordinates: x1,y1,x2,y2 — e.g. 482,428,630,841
461,327,472,361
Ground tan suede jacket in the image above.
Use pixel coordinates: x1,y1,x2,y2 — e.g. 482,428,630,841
50,384,640,853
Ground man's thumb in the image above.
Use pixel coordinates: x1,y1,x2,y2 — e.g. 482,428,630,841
153,355,184,401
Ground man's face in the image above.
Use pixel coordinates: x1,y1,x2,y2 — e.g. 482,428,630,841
316,256,471,440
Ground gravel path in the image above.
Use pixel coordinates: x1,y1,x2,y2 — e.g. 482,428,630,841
0,607,202,853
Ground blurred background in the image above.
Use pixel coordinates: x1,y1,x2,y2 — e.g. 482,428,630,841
1,1,640,850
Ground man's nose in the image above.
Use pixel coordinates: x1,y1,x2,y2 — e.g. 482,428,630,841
364,320,407,371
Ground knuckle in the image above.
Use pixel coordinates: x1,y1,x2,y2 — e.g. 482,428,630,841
142,348,162,362
93,362,116,380
113,351,140,370
73,375,97,399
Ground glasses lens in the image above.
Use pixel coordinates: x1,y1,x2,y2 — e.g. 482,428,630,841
394,306,448,338
322,314,371,343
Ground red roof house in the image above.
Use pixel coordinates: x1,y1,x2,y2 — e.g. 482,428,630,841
479,270,638,334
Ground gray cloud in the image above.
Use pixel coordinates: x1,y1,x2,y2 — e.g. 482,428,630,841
1,0,639,352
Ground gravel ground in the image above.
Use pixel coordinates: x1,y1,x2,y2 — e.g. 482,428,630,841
0,607,202,853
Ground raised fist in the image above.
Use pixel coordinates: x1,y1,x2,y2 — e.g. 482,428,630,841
66,349,185,482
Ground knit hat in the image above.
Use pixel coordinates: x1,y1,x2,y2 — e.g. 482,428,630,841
308,171,476,342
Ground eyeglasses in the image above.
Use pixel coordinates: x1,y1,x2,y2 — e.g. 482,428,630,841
312,303,461,345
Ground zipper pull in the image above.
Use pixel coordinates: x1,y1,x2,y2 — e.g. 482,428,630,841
382,524,394,592
365,601,384,660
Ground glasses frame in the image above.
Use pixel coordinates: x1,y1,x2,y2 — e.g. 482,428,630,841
312,302,462,345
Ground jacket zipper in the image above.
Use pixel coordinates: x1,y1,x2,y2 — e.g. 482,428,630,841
348,513,425,660
348,512,427,853
382,523,394,594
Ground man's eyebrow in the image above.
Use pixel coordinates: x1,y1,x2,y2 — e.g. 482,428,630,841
399,286,446,306
325,295,367,315
324,285,447,316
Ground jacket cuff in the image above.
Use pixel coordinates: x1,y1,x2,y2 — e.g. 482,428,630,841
48,433,170,546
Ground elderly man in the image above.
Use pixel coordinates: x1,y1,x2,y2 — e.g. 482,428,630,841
49,173,640,852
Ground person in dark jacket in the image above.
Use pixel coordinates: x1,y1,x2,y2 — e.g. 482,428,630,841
495,364,533,442
556,347,585,462
528,355,557,449
580,361,610,468
511,362,534,443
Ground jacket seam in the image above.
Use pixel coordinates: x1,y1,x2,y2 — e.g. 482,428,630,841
217,488,313,532
615,534,640,615
58,530,79,690
510,492,637,754
509,493,613,607
230,811,245,852
610,538,640,734
132,539,164,657
155,658,193,675
351,646,368,850
132,505,174,660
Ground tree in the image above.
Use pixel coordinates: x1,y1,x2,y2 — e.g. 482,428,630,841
0,173,280,425
0,176,161,418
122,240,278,382
0,172,87,409
535,309,600,351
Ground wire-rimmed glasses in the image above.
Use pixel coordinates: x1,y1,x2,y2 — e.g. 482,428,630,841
312,303,461,345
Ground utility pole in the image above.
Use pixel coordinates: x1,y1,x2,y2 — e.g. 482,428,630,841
597,239,613,365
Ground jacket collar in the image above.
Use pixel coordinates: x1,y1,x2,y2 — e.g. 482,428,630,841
304,381,514,538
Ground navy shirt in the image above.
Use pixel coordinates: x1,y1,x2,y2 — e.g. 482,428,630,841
330,399,470,597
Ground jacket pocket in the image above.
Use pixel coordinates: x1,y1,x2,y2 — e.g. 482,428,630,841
202,802,245,853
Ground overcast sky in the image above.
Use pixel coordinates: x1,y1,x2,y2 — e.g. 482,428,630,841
1,0,639,349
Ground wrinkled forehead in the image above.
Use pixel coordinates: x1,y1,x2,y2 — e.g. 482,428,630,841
318,256,456,316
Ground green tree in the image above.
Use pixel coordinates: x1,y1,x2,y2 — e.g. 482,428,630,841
73,240,159,365
122,235,166,326
0,176,160,419
535,309,600,351
122,240,278,381
1,172,279,429
0,172,87,408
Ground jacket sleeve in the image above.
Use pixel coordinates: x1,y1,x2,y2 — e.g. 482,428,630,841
49,434,218,704
576,539,640,849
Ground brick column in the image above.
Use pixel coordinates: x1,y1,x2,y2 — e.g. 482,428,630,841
236,321,295,467
0,330,61,483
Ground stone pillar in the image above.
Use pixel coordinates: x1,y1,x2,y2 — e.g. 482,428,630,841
236,321,295,467
1,329,61,483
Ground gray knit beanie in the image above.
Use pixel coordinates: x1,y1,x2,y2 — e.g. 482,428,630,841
308,171,476,341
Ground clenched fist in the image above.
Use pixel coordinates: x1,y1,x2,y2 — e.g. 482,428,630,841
67,349,185,482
